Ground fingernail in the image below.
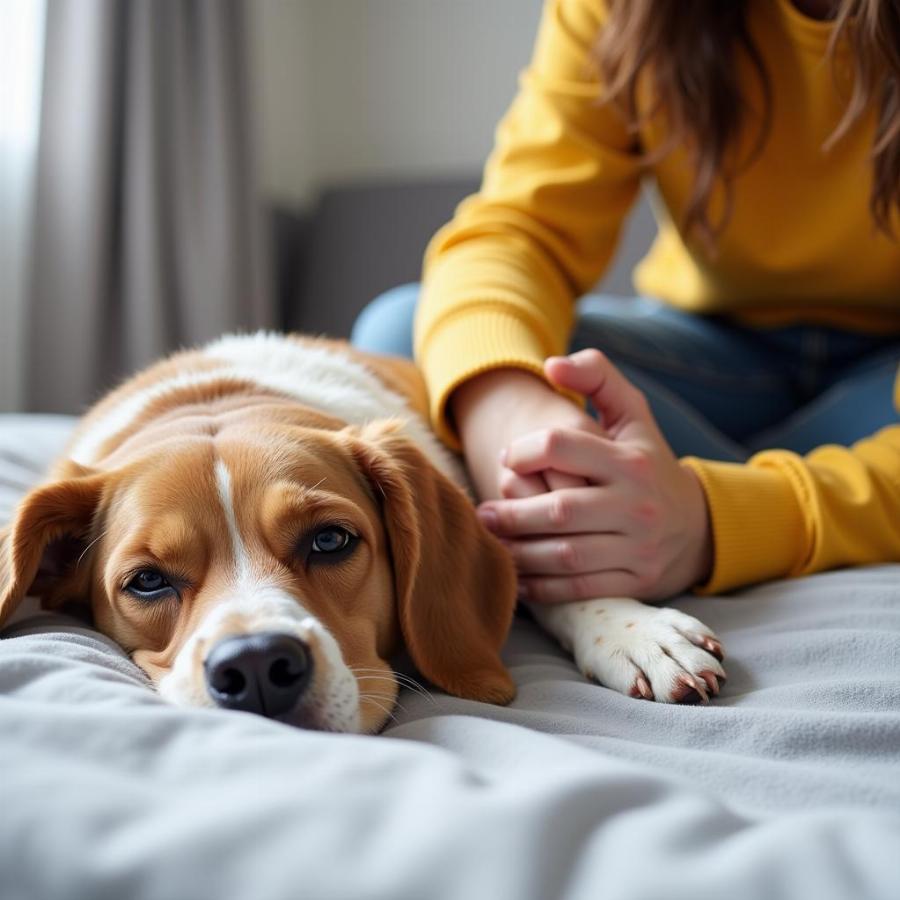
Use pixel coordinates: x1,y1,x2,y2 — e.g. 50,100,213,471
498,447,507,466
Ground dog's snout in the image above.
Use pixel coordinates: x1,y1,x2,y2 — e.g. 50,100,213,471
204,632,312,718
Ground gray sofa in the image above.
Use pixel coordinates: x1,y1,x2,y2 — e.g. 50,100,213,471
275,177,657,338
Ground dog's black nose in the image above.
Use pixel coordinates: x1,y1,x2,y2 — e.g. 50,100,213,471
204,632,312,718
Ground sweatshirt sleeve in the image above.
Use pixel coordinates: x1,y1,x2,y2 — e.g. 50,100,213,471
682,370,900,593
415,0,642,447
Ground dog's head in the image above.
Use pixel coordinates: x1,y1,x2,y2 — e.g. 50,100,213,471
0,412,516,733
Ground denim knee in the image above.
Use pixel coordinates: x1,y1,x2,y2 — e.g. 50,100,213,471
350,283,420,359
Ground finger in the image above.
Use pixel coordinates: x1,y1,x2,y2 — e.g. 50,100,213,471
519,569,641,604
497,468,586,500
543,469,588,491
545,349,651,433
504,427,618,483
477,487,623,537
504,533,633,577
498,467,547,499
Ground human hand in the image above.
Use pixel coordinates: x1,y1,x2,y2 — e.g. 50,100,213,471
476,349,713,602
450,367,600,502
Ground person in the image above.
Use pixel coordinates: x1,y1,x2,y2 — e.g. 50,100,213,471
351,0,900,604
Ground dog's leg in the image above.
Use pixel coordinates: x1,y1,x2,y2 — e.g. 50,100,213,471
528,597,725,703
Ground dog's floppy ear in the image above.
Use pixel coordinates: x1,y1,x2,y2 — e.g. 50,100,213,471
0,466,106,628
348,421,517,705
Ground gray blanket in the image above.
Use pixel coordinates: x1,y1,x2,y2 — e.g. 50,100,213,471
2,415,899,900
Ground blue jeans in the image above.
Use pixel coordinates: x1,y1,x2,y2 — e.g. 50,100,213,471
351,284,900,462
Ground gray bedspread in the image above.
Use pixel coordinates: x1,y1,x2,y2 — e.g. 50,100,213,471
2,414,899,900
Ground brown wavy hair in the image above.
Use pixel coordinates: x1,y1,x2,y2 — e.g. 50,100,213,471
594,0,900,244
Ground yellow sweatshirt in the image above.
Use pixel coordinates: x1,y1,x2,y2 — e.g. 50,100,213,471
416,0,900,593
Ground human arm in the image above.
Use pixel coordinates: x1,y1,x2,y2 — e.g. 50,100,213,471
682,371,900,593
478,351,900,600
415,0,642,450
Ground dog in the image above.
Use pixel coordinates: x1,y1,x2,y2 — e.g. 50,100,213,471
0,333,724,732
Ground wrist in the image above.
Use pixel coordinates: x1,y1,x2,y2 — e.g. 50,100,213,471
450,366,591,502
450,368,559,445
681,462,714,588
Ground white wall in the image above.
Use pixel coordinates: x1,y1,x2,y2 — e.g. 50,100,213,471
250,0,544,208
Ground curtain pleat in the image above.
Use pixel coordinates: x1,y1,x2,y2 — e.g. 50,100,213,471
27,0,272,413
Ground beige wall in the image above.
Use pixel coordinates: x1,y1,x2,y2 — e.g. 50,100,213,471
250,0,544,208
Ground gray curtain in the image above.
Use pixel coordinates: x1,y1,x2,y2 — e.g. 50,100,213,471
27,0,271,413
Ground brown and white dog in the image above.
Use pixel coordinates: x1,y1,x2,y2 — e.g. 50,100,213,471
0,334,724,732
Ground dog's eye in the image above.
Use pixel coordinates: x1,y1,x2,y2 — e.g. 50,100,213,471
310,526,355,556
125,568,175,600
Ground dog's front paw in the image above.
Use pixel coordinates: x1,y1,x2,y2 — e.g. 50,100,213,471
574,602,725,703
532,597,726,703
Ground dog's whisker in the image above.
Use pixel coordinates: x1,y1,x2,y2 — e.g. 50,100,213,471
391,673,436,704
350,666,434,696
392,678,436,706
362,695,407,716
350,668,437,705
358,694,399,724
77,527,109,569
353,675,406,695
354,680,410,714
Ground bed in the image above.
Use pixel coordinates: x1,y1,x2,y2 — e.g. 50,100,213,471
2,414,899,900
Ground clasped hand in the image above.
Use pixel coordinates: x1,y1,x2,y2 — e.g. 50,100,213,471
476,350,713,602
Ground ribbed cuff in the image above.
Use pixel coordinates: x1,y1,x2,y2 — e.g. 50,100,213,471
416,306,555,449
681,456,807,595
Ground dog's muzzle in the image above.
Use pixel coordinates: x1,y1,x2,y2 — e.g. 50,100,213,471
204,632,313,718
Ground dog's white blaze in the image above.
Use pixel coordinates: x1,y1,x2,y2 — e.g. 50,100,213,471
156,459,362,730
214,459,252,580
70,333,465,489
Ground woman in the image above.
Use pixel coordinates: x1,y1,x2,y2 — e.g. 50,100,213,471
352,0,900,602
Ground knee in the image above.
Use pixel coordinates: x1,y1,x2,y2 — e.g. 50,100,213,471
350,283,420,358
